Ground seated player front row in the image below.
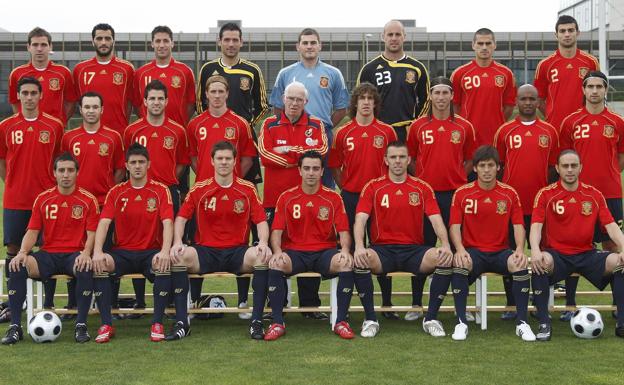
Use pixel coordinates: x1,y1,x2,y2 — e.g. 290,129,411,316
4,142,624,345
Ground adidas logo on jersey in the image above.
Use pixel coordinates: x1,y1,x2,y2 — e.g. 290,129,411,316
61,202,68,208
525,131,532,136
569,197,576,203
361,133,368,138
151,132,158,138
135,195,142,201
438,126,445,132
38,76,44,81
566,64,573,69
27,127,33,132
395,190,403,196
213,123,219,128
306,201,314,207
482,73,488,77
160,73,167,78
376,64,384,69
592,120,599,126
100,69,107,74
88,139,95,144
212,70,219,76
221,194,229,201
484,197,492,203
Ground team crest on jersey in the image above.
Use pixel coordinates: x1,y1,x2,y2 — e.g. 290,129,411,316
233,199,245,214
603,125,615,138
163,136,175,149
239,77,251,91
304,128,313,137
319,76,329,89
224,127,236,139
405,70,416,84
496,200,508,215
113,72,124,85
494,75,505,87
450,130,461,144
538,135,550,148
71,205,84,219
171,76,181,88
373,135,384,149
581,201,593,216
146,197,157,212
318,206,330,221
98,143,110,156
408,192,420,206
48,78,60,91
39,131,50,144
305,138,318,146
579,67,589,79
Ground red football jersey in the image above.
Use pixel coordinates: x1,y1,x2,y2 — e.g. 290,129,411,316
123,118,190,186
61,126,125,206
406,115,476,191
178,177,265,248
0,112,63,210
532,182,614,254
28,187,99,253
534,49,599,130
100,180,174,250
9,61,77,123
450,181,523,252
133,58,196,126
258,113,328,208
450,60,516,146
327,118,397,193
560,107,624,199
187,109,257,181
73,57,135,134
357,175,440,245
494,117,559,215
272,185,349,252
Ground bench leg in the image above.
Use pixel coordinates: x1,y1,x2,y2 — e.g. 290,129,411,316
475,277,481,325
330,277,337,329
286,278,292,307
481,275,487,330
548,285,555,308
26,278,33,334
36,281,43,311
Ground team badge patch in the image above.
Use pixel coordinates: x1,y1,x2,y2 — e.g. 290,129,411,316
318,206,330,221
603,125,615,138
163,136,175,149
305,138,318,146
581,201,593,216
233,199,245,214
496,200,508,215
450,130,461,144
48,78,60,91
146,197,157,212
494,75,505,87
319,76,329,88
408,192,420,206
39,131,50,144
224,127,236,139
171,76,181,88
405,70,416,84
71,205,84,219
373,135,384,149
304,128,313,137
579,67,589,79
98,143,110,156
113,72,124,85
240,77,251,91
538,135,550,148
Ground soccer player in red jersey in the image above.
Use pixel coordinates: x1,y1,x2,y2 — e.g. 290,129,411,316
73,23,134,135
91,143,177,343
9,27,77,124
0,77,63,279
450,28,516,147
133,25,196,127
263,151,362,341
1,153,99,345
124,80,190,212
422,145,535,341
494,84,559,319
353,142,453,337
534,15,599,131
405,76,476,320
530,150,624,340
188,75,256,182
170,141,271,340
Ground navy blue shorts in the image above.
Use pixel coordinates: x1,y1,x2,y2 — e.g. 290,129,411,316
508,215,531,250
285,248,336,277
467,249,514,284
370,244,431,274
546,249,610,290
341,189,360,231
32,251,80,281
110,249,160,282
168,185,181,216
594,198,623,243
424,190,453,247
195,245,247,275
3,209,32,246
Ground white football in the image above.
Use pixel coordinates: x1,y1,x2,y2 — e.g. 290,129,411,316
28,311,62,343
570,307,603,339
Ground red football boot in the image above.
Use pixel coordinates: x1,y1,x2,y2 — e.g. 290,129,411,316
263,323,286,341
333,321,355,339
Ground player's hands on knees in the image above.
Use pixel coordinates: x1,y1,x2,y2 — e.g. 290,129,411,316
437,246,453,266
170,243,185,263
337,249,354,270
256,242,272,264
74,252,92,272
511,249,528,270
453,249,470,269
354,247,370,269
530,250,548,275
9,253,27,272
153,251,171,273
268,252,288,270
92,252,108,274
